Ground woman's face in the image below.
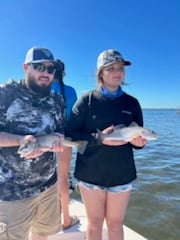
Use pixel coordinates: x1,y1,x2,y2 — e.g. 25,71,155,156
101,62,125,90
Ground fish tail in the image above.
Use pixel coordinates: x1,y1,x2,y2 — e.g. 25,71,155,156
76,140,88,154
96,129,103,143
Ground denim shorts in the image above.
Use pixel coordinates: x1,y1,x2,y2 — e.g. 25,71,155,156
78,181,133,193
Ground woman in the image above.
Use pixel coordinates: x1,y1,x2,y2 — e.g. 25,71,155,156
65,49,147,240
52,59,79,230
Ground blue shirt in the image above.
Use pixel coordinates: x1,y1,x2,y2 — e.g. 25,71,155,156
51,81,77,119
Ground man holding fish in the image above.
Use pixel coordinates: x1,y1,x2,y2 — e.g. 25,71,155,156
0,47,65,239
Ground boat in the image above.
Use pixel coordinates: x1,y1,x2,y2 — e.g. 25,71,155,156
48,199,148,240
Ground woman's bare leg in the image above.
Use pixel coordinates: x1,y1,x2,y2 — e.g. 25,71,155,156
106,190,131,240
79,186,106,240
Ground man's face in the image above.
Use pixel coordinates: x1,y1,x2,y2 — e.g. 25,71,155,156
24,62,56,96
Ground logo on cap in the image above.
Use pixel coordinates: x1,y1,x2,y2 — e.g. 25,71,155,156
97,49,131,71
24,47,54,64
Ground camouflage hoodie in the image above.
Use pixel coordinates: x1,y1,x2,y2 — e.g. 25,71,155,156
0,80,65,201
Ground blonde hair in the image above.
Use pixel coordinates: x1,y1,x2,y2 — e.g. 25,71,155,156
96,69,103,90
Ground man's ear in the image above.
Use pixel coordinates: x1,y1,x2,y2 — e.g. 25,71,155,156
23,63,29,71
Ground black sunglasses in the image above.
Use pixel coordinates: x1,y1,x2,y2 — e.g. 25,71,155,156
29,63,56,74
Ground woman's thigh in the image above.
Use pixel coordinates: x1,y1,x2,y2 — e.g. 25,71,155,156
106,190,131,223
79,184,106,224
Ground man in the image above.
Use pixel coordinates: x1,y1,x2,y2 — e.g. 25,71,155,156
52,60,79,230
0,47,65,240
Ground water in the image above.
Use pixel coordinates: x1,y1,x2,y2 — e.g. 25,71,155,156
70,109,180,240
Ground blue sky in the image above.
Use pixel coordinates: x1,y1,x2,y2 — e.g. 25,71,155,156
0,0,179,108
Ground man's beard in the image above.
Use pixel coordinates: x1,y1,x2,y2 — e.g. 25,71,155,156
26,74,51,96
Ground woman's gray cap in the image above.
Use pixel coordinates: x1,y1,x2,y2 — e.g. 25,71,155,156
97,49,131,71
24,47,55,64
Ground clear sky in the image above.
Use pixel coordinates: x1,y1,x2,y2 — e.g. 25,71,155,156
0,0,179,108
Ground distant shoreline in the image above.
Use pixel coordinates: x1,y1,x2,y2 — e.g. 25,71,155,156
142,108,178,110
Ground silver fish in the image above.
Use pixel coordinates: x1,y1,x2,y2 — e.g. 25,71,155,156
97,122,158,142
18,133,88,157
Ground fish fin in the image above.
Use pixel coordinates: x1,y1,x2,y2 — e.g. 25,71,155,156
113,124,126,130
18,142,28,154
128,121,139,127
76,140,89,154
65,137,73,141
18,141,38,157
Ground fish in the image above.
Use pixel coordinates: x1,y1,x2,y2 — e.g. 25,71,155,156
18,133,88,157
97,122,158,142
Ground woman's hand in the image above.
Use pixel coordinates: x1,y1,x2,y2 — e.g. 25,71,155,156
130,136,147,147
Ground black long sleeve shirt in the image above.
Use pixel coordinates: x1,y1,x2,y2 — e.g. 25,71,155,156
66,90,143,187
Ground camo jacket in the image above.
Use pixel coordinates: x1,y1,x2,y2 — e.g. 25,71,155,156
0,80,65,201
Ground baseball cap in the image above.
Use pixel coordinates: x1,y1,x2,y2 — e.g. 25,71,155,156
24,47,55,64
97,49,131,72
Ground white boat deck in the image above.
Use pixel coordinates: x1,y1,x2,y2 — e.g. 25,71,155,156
48,199,148,240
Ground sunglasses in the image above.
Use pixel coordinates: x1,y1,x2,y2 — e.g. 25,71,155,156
29,63,56,74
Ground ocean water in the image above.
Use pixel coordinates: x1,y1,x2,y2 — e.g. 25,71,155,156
70,109,180,240
124,109,180,240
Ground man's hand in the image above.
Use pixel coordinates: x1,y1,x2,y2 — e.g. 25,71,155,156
19,135,43,159
49,133,64,153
